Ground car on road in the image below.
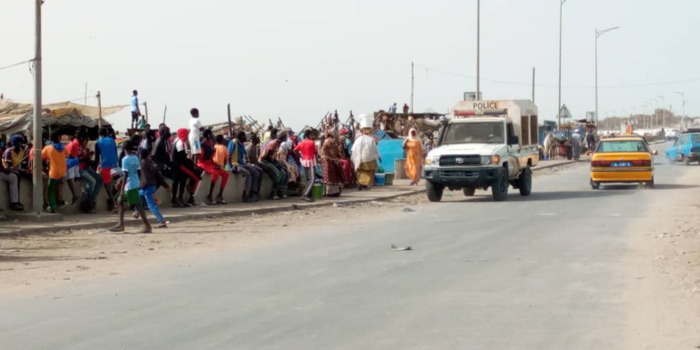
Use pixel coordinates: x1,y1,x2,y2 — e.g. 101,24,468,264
665,133,700,165
666,129,680,141
590,137,655,189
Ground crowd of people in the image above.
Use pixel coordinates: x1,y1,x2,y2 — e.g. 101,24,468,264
0,106,409,233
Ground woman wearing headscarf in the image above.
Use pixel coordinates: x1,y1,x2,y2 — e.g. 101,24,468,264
403,128,424,186
321,132,345,197
351,120,380,191
172,128,202,206
338,128,354,186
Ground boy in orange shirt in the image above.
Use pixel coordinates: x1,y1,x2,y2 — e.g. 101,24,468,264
41,133,70,213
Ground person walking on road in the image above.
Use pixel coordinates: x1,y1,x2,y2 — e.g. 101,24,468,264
571,130,582,161
295,129,319,202
41,133,70,213
403,128,424,186
138,148,170,229
109,140,152,233
131,90,141,129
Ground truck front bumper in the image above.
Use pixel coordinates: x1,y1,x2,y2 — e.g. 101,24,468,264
424,167,499,188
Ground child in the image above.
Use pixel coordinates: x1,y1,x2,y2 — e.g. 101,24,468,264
138,149,170,229
41,133,70,213
109,141,152,233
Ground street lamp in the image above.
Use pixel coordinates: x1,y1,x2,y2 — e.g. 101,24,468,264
675,92,686,130
476,0,480,100
657,95,665,130
558,0,570,129
595,26,619,126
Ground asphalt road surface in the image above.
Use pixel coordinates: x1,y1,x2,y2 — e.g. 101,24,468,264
0,143,688,349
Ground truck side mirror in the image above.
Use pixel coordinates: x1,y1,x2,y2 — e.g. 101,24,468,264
509,136,519,145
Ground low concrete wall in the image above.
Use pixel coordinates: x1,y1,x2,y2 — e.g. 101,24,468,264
0,172,275,214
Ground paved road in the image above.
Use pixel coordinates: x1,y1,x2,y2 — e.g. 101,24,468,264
0,143,685,349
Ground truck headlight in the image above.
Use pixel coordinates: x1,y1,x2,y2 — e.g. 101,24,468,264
480,155,501,165
425,156,439,166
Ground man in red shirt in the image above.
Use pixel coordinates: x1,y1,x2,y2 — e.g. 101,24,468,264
294,129,319,202
67,132,103,213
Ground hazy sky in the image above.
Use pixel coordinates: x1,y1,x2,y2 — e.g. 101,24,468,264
1,0,698,132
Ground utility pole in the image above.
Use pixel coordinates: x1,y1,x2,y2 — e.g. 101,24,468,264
410,62,414,114
227,103,233,137
595,26,619,127
532,67,536,102
658,95,665,129
476,0,481,100
31,0,43,214
558,0,568,130
675,92,686,130
144,101,149,123
97,91,102,129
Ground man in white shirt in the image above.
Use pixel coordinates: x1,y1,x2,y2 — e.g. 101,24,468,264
188,108,204,162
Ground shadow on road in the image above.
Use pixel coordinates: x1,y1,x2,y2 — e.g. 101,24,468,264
455,189,633,202
0,254,78,263
650,184,700,190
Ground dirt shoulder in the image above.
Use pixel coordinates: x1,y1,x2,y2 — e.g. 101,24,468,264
623,172,700,349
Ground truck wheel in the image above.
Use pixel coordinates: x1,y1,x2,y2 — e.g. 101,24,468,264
426,181,444,202
463,187,476,197
684,156,690,166
517,168,532,196
491,168,508,202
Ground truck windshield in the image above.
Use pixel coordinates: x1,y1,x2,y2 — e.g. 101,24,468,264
443,122,505,145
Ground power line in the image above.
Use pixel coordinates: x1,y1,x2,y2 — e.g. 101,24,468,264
414,64,700,90
0,59,34,73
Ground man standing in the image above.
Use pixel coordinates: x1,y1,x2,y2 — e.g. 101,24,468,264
259,133,289,200
571,130,582,161
188,108,204,163
131,90,141,129
95,128,119,211
68,132,103,213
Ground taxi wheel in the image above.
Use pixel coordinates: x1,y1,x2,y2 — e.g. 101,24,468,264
646,177,654,189
590,179,600,190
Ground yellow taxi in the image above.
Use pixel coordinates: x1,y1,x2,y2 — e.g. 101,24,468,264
590,136,657,189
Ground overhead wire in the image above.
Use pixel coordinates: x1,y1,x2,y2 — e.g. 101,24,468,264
0,59,34,73
413,64,700,90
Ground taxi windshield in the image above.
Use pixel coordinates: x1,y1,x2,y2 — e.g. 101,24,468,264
443,122,505,145
596,140,648,153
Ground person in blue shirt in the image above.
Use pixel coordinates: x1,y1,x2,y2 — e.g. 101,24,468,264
228,131,262,202
109,140,152,233
94,128,119,211
131,90,141,129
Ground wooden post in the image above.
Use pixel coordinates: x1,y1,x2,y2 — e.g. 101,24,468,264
227,103,233,137
162,105,167,125
143,101,149,123
96,91,102,129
